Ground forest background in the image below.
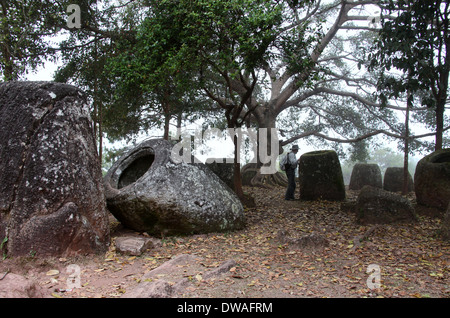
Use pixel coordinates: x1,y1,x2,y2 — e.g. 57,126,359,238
2,0,449,193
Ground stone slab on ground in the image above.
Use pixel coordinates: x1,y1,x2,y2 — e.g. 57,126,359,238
122,254,236,298
0,272,47,298
115,236,154,256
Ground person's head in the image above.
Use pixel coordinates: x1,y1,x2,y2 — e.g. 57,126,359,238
291,145,299,153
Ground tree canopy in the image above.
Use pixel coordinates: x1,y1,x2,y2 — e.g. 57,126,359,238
0,0,63,80
368,0,450,150
1,0,448,189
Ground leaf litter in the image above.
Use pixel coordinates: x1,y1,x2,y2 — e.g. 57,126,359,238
0,186,449,298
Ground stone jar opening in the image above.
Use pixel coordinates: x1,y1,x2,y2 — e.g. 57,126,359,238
114,147,155,189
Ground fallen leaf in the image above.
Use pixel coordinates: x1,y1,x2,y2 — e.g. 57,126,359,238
46,269,60,276
231,275,244,279
94,268,106,272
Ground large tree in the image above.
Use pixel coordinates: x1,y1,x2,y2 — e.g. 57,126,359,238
105,0,288,199
53,0,444,189
102,0,410,187
54,0,132,160
369,0,450,151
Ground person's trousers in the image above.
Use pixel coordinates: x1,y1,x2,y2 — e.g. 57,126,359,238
285,168,296,200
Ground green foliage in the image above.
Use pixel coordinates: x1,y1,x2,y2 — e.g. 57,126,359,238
101,145,129,175
0,0,105,81
170,0,284,72
368,0,450,149
102,0,292,142
0,0,67,80
349,140,370,163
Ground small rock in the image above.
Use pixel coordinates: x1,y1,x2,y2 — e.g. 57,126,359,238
115,236,152,256
383,167,414,193
122,280,174,298
0,273,47,298
202,259,237,280
349,163,382,190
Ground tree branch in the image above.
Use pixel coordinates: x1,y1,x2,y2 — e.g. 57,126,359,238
280,125,450,147
274,1,361,115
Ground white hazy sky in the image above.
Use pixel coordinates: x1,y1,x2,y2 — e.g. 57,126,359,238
24,59,421,165
26,61,60,82
23,2,433,165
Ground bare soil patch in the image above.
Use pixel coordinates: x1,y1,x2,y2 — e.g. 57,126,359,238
1,186,449,298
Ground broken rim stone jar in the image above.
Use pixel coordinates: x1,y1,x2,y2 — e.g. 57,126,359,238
103,139,245,236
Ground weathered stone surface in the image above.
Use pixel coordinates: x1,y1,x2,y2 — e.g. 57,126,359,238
0,273,47,298
104,139,245,236
205,159,234,190
349,163,382,190
122,254,236,298
115,236,153,256
383,167,414,193
414,149,450,210
0,81,110,257
298,150,346,201
355,186,417,225
241,163,258,186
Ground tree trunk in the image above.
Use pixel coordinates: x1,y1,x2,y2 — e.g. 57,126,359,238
232,133,244,199
162,94,171,140
435,41,449,150
98,100,103,165
435,102,445,151
93,31,102,164
177,112,182,131
402,92,411,195
249,113,287,187
163,113,170,140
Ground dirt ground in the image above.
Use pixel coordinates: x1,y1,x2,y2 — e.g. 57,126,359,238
1,186,449,298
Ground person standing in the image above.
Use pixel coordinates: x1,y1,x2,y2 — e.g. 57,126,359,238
285,145,299,201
